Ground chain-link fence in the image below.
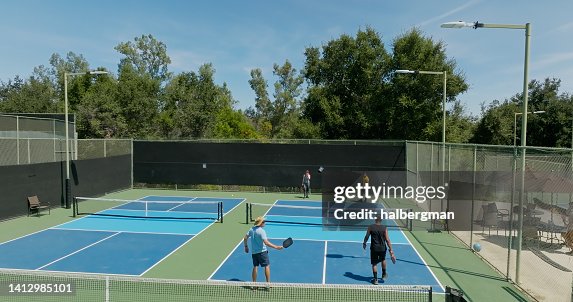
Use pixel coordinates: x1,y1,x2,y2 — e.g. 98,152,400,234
0,114,132,166
407,141,573,302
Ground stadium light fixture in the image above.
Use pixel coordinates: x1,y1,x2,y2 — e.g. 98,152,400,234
441,20,531,284
64,70,108,209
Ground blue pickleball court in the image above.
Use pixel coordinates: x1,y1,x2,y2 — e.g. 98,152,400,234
0,195,243,276
210,199,444,292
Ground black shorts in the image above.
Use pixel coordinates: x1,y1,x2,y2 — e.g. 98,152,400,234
252,251,269,267
370,249,386,265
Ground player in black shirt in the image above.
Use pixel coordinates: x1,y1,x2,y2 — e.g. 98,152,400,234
363,217,395,284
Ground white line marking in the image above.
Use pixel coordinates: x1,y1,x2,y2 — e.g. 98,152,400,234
36,232,121,270
380,199,446,292
166,197,198,211
208,199,278,279
51,228,195,236
207,240,244,280
138,207,223,277
322,241,328,284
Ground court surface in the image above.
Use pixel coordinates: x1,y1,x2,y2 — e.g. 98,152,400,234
210,199,444,292
0,196,243,276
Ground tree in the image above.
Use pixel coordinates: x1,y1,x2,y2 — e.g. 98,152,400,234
114,34,172,138
471,78,571,147
115,34,172,83
116,64,160,138
388,29,469,141
0,75,58,113
212,108,260,139
247,60,309,138
75,74,127,138
303,27,392,139
162,64,235,138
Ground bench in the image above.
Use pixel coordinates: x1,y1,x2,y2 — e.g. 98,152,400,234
27,196,50,217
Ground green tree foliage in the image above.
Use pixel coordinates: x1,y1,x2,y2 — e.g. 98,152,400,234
116,64,161,138
388,29,469,141
114,34,171,138
471,100,518,145
473,78,573,147
0,75,58,113
75,74,127,138
212,108,260,139
303,27,391,139
248,60,313,138
115,34,172,83
162,64,235,138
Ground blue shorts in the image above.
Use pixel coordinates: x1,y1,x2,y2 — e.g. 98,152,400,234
252,251,269,267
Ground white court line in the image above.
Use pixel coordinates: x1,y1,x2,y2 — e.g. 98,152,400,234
140,195,197,200
3,267,138,277
207,199,279,280
400,229,446,292
166,197,198,211
322,241,328,284
137,200,232,277
51,228,195,236
207,240,244,280
222,198,247,216
277,199,323,204
0,196,149,247
35,232,121,270
379,200,446,292
265,214,322,219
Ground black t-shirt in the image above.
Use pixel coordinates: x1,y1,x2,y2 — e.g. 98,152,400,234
369,224,387,252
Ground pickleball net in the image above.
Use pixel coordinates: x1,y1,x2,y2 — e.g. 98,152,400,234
73,197,223,222
246,202,413,230
0,269,433,302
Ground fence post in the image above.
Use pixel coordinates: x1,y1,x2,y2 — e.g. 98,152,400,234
16,116,20,165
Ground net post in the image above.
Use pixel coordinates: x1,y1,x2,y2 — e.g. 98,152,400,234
105,276,110,302
72,197,76,217
219,202,223,223
249,202,253,222
429,286,432,302
245,203,249,224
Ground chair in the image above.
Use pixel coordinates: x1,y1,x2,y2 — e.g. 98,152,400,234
27,196,50,217
482,203,509,236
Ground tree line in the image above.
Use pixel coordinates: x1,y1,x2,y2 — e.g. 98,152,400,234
1,28,572,147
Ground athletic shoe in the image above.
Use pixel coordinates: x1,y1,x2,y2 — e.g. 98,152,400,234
382,273,388,280
371,278,378,285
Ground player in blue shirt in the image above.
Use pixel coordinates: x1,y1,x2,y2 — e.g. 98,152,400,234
244,216,283,284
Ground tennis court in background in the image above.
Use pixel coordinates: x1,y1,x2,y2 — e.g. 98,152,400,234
0,196,243,276
210,199,444,292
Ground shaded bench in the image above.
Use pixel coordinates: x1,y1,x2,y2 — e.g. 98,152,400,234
27,196,50,217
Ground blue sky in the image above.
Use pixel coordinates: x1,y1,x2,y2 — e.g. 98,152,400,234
1,0,572,117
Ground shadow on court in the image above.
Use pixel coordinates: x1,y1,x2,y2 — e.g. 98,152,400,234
326,253,363,259
398,259,507,282
343,272,372,282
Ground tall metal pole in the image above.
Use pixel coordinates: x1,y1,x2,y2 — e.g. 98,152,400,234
515,22,531,284
442,71,447,213
64,73,71,209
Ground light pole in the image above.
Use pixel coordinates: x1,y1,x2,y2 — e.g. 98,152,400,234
513,111,546,146
442,20,531,284
395,69,447,232
64,70,108,208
